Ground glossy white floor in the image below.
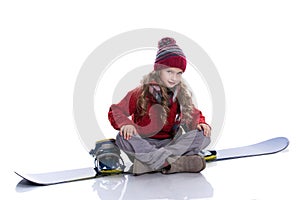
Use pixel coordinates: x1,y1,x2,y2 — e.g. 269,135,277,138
1,1,300,199
7,130,297,200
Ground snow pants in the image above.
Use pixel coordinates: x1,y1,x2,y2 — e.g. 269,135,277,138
115,129,211,170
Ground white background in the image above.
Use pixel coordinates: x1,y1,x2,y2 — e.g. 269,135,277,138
1,0,299,199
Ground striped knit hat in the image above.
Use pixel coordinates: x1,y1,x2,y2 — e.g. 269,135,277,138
154,37,186,72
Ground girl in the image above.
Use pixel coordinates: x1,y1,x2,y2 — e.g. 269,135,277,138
108,37,211,175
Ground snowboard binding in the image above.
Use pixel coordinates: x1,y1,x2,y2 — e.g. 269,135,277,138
89,138,125,175
200,150,217,162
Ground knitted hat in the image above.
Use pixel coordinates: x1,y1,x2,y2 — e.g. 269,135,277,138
154,37,186,72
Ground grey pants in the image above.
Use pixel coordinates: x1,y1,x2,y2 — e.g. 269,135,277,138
116,129,211,170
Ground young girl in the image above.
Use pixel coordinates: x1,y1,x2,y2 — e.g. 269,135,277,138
108,37,211,175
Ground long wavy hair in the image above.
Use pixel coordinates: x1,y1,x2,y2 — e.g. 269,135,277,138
136,70,194,124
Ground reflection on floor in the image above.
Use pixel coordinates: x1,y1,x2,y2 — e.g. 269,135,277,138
17,172,213,199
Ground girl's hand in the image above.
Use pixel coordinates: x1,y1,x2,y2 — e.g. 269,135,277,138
120,125,137,140
197,123,211,137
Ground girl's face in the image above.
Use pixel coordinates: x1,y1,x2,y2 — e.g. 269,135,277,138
159,68,183,88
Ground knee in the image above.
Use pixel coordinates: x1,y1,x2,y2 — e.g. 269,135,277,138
115,133,126,149
115,132,137,153
191,129,211,148
197,130,211,148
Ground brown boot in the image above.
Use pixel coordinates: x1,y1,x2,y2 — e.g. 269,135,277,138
161,155,206,174
132,159,154,176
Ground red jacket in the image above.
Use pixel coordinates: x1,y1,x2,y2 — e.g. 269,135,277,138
108,86,208,139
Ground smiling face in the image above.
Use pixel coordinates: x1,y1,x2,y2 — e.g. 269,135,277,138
159,67,183,88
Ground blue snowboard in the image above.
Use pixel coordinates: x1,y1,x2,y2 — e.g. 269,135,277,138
15,137,289,185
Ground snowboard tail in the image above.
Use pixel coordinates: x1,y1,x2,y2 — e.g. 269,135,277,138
15,137,289,185
213,137,289,161
15,168,97,185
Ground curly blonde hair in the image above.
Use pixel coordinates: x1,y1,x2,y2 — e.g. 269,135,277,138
136,70,194,124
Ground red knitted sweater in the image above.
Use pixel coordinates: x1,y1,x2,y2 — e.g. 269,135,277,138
108,86,208,139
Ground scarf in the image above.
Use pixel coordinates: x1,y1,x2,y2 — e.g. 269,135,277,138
148,82,180,105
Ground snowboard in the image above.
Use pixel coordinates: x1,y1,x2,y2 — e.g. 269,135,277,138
15,137,289,185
